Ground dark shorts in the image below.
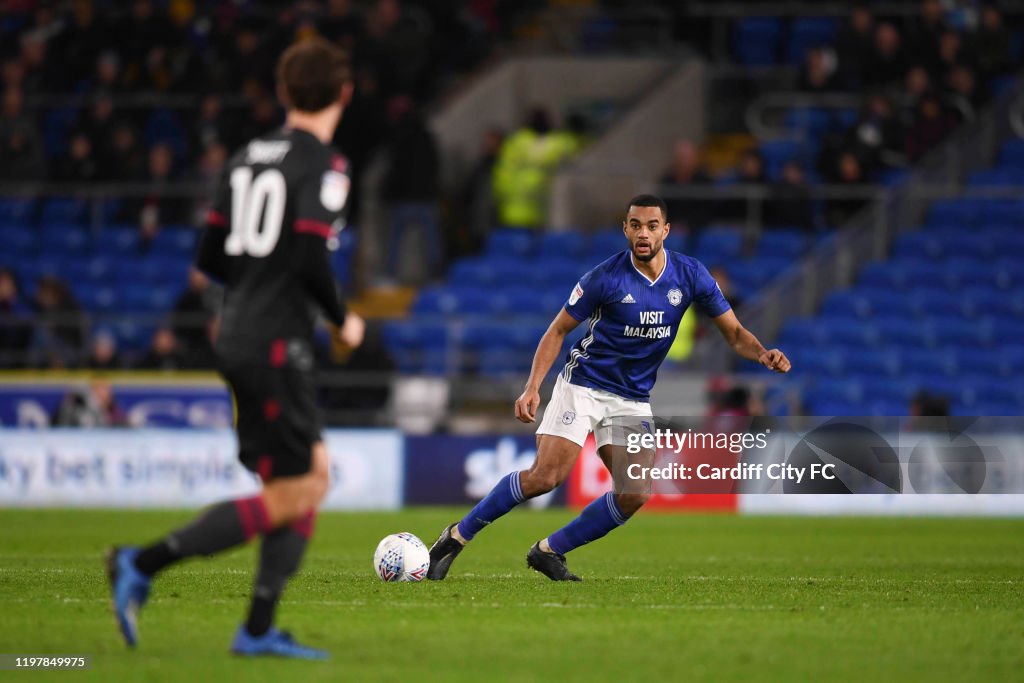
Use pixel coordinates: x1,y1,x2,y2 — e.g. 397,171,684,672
220,361,324,480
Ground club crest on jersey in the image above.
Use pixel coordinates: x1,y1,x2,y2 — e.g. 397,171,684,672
569,283,584,306
320,170,350,212
667,288,683,306
562,410,576,425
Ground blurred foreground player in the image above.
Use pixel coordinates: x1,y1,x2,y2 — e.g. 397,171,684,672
106,39,364,658
428,194,790,580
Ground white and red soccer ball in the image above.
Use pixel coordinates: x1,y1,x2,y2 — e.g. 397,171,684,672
373,532,430,582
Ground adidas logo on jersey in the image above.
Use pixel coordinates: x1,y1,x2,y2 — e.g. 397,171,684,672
621,294,636,304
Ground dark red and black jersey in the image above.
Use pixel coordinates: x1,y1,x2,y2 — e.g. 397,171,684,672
196,126,351,364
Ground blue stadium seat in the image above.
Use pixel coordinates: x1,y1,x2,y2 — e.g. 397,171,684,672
902,348,958,376
733,17,783,65
757,229,808,259
777,317,831,347
788,347,846,376
40,198,87,226
892,231,945,260
0,199,36,225
538,231,588,258
695,228,744,259
817,315,881,346
589,231,628,258
485,228,536,259
491,286,546,316
926,198,985,227
907,288,967,318
143,109,189,159
863,376,916,404
848,347,901,375
998,139,1024,167
786,17,840,63
806,377,864,405
0,225,34,255
97,226,141,255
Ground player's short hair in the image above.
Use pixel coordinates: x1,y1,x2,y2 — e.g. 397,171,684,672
626,194,668,221
276,38,352,113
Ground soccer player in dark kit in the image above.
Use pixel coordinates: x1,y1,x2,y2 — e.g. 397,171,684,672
106,39,364,659
427,194,790,581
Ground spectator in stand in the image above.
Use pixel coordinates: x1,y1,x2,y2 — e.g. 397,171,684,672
105,121,145,181
117,0,176,91
907,0,948,74
947,64,984,112
905,92,957,162
798,47,841,93
193,93,236,154
170,268,216,357
53,379,128,427
57,131,101,182
183,314,219,369
492,106,580,229
382,96,442,280
29,275,87,369
0,86,46,182
460,127,505,252
0,267,33,368
56,0,112,91
127,143,189,251
974,4,1014,79
319,0,365,51
764,160,814,231
74,93,118,158
709,266,743,310
826,152,870,227
660,139,712,235
836,2,875,89
91,51,123,93
935,29,974,83
236,84,283,146
87,329,124,370
190,141,227,222
721,149,767,222
136,327,183,370
865,22,907,87
905,64,933,99
849,93,907,172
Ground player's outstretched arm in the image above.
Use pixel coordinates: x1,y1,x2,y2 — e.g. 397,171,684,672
515,309,581,423
711,309,791,373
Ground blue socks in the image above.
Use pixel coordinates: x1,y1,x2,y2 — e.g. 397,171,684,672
457,471,525,541
547,492,628,555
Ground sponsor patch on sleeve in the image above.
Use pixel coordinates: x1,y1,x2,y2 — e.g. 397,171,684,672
568,282,584,306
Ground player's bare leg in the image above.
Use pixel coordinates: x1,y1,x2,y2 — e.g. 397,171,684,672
427,434,581,580
530,440,654,581
106,444,329,656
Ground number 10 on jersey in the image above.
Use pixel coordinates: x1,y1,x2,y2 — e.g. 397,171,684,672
226,167,286,257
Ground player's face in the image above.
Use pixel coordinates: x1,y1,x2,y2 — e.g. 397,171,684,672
623,205,669,262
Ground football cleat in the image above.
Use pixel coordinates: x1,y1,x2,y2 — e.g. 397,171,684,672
105,546,152,648
231,626,329,660
526,542,582,581
426,523,465,580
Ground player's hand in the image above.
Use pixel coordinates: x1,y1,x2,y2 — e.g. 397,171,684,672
758,348,791,373
515,386,541,423
336,311,365,350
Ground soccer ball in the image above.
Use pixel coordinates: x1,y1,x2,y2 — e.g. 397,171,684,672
373,532,430,582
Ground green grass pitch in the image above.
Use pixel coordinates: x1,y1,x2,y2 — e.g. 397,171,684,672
1,508,1022,682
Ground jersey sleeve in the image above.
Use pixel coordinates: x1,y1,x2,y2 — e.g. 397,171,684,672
195,171,231,283
293,162,350,327
564,267,606,322
692,261,731,318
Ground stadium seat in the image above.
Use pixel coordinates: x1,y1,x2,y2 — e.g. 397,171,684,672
733,17,783,66
786,17,840,64
0,199,36,225
485,228,536,259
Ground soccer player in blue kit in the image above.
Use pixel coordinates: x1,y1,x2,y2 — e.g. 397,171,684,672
427,194,791,580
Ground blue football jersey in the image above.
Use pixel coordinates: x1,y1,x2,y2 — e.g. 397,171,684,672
561,250,731,401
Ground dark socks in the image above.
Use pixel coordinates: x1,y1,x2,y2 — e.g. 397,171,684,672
245,512,314,637
134,495,272,576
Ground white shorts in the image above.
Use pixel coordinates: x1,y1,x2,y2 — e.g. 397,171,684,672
537,376,654,449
